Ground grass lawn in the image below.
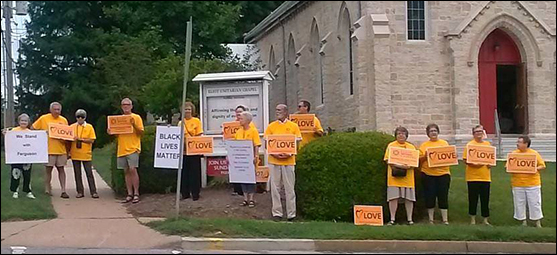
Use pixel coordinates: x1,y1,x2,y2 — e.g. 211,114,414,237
1,154,57,222
92,144,114,186
148,161,556,242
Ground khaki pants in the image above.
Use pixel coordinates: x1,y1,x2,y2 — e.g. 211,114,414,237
270,164,296,219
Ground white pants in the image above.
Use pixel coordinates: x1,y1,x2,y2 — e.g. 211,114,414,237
269,164,296,219
512,186,543,221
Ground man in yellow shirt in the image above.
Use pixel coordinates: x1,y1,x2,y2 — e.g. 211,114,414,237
70,109,98,199
109,98,144,204
32,102,70,198
296,100,324,148
234,111,261,208
509,135,546,228
264,104,302,222
462,125,492,225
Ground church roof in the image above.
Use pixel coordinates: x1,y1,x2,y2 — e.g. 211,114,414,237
244,1,304,43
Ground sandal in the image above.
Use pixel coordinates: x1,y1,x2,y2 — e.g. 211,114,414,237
132,195,140,204
248,201,255,208
92,193,99,199
241,200,249,206
60,192,70,199
76,193,84,198
121,195,133,203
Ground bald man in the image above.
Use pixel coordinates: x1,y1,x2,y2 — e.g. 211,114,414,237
264,104,302,222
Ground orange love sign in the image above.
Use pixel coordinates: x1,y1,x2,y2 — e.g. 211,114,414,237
466,145,497,166
256,166,270,183
289,114,315,132
427,146,459,168
506,153,537,174
387,147,419,168
266,135,297,155
107,115,133,135
48,123,75,141
186,136,214,155
354,205,384,226
222,121,242,140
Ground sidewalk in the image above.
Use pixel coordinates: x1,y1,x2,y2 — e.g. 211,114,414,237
1,161,181,249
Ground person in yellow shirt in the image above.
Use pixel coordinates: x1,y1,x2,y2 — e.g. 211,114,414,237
509,135,546,228
70,109,98,199
3,114,36,199
234,111,261,208
384,126,416,225
296,100,324,148
230,105,257,196
109,98,144,204
264,104,302,222
419,123,451,225
180,101,203,201
32,102,70,199
462,125,492,225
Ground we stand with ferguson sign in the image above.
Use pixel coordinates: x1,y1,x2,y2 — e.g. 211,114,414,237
4,131,48,164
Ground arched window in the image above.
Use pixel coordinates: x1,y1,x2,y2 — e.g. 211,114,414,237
287,34,299,109
269,46,276,74
311,20,324,105
340,7,354,96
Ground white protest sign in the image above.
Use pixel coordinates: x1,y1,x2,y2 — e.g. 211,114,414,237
154,126,182,169
5,131,48,164
226,140,256,184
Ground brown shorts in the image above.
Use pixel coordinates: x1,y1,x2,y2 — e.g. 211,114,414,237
47,155,68,167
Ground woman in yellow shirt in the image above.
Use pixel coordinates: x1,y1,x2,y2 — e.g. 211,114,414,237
509,135,546,228
231,105,256,196
384,127,416,225
3,114,36,199
462,125,492,225
234,112,261,207
419,124,451,225
70,109,98,199
181,102,203,201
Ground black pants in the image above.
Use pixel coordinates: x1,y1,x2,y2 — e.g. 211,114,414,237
468,181,490,217
422,173,451,209
233,183,244,195
181,155,202,199
72,160,97,195
10,164,32,193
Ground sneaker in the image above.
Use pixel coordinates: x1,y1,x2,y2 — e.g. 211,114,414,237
12,192,19,199
272,216,282,222
26,193,36,199
387,220,395,226
60,192,70,199
287,217,296,223
408,221,414,225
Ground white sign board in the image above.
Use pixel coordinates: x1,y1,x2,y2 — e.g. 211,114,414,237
154,126,182,169
4,131,48,164
226,140,256,184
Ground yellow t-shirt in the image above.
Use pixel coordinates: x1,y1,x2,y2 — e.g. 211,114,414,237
182,117,203,137
300,116,324,148
510,148,546,187
11,127,30,131
32,113,69,155
462,140,492,182
384,141,416,188
70,123,96,161
419,139,451,176
264,120,302,166
235,124,262,147
116,113,144,157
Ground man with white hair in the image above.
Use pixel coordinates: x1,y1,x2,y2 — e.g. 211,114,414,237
32,102,70,198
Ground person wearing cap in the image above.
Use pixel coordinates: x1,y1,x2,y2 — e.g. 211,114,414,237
70,109,99,199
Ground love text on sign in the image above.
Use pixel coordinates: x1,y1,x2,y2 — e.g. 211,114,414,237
186,136,214,155
354,205,384,226
427,146,459,168
466,145,497,166
506,153,537,174
266,135,297,155
289,114,315,132
48,123,75,141
222,121,242,140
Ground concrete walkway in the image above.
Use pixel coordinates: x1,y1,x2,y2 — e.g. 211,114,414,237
1,161,181,249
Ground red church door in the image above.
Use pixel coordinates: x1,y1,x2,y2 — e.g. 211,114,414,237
478,29,526,134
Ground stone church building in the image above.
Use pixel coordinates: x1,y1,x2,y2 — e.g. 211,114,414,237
245,1,556,157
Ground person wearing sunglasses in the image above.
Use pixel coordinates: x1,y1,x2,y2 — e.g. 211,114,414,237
296,100,323,148
462,125,492,225
70,109,98,199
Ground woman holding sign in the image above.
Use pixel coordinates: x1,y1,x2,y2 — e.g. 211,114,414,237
180,102,203,201
70,109,99,199
234,112,261,207
3,114,36,199
419,124,451,225
230,105,257,196
508,136,546,228
384,127,416,225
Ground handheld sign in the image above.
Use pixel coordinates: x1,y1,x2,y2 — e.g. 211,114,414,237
222,121,242,140
107,115,133,135
354,206,384,226
226,140,256,184
466,145,497,166
256,166,270,183
506,153,538,174
154,126,182,169
387,147,419,168
48,123,75,141
186,136,214,155
289,114,315,132
427,146,458,168
5,131,49,164
266,134,297,155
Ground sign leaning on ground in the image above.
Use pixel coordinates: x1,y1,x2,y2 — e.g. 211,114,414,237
354,205,384,226
256,166,270,183
48,123,75,141
107,115,133,135
387,147,420,167
154,126,182,169
5,130,49,164
466,144,497,166
289,114,315,132
226,140,256,184
506,153,538,174
427,146,459,168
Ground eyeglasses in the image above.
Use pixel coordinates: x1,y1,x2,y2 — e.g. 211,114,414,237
298,105,305,108
121,103,132,106
76,116,86,119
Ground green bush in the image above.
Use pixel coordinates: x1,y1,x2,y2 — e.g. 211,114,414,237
110,125,179,195
296,131,394,222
